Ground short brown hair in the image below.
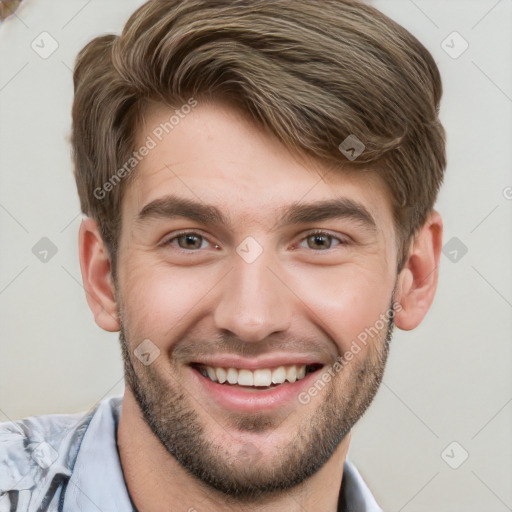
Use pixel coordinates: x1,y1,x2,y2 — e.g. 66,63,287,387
72,0,446,277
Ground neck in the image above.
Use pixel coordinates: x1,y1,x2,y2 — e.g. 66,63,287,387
117,389,351,512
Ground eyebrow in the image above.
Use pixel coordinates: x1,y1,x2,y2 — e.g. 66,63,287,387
136,194,376,231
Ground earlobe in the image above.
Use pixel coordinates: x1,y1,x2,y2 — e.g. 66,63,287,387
394,210,443,331
78,218,120,332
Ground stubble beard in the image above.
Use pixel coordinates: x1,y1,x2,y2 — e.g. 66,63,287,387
118,308,393,503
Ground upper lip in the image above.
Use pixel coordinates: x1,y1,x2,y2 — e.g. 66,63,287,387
190,355,326,370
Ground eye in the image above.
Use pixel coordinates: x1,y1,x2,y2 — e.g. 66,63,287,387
299,231,346,250
163,232,211,251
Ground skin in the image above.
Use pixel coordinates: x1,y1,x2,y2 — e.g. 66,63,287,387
79,100,443,512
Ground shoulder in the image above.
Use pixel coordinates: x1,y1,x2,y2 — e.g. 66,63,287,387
0,397,121,495
0,410,82,494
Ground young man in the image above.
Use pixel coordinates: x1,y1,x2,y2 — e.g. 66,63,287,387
0,0,445,510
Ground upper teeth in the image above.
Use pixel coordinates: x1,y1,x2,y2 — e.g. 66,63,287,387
199,364,307,386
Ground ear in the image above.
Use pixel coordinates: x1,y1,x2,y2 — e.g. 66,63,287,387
78,218,120,332
394,210,443,331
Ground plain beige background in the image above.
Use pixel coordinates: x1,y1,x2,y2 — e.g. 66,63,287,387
0,1,511,511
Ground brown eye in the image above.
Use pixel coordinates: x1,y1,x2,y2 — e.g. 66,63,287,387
177,234,204,249
165,233,208,250
308,234,333,250
300,232,345,250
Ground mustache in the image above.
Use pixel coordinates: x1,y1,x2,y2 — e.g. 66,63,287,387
169,331,339,364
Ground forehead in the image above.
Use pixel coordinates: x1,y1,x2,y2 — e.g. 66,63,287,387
122,100,394,229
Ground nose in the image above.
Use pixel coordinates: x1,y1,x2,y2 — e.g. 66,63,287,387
213,251,293,343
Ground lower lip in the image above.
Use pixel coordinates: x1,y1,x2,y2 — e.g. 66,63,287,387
189,366,323,413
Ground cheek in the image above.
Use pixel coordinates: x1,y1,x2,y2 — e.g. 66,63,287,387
288,263,394,353
118,258,215,342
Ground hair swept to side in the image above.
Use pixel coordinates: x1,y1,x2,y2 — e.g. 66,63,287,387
72,0,446,275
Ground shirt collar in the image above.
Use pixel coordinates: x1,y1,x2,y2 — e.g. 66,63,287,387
61,396,134,512
341,457,383,511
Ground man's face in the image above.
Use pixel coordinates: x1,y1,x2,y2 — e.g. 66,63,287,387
115,100,399,499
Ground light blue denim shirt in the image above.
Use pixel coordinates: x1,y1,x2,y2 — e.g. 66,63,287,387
0,396,383,512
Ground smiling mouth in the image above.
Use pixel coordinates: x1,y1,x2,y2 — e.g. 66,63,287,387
190,363,324,389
